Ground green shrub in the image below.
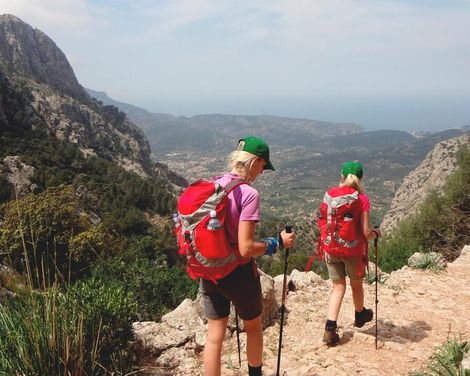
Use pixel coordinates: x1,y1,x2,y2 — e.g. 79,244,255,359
68,277,138,372
0,186,118,287
377,235,421,273
90,253,197,321
410,253,445,272
410,338,469,376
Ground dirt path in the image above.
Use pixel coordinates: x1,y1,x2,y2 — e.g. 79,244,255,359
217,246,470,375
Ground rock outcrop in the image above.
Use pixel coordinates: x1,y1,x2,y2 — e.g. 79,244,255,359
133,269,327,375
136,246,470,375
381,135,470,234
0,156,37,198
0,14,85,99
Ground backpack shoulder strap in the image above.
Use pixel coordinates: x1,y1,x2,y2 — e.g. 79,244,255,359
223,178,247,194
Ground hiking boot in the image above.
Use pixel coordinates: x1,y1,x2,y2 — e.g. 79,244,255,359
354,308,373,328
323,327,340,346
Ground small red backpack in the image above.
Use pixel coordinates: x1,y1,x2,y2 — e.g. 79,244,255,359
305,186,368,273
317,186,365,257
174,178,247,282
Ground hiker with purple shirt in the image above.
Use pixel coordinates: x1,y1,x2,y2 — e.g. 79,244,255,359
201,136,295,376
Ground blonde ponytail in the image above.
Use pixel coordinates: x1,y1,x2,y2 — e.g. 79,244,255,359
340,173,364,193
227,150,259,181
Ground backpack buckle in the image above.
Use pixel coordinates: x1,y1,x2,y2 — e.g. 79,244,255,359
184,230,191,243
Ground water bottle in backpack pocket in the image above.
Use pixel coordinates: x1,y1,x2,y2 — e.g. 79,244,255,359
193,208,232,259
337,209,359,241
175,178,247,281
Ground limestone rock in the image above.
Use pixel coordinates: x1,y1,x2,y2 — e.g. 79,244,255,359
289,269,324,291
274,274,291,305
2,156,35,197
132,321,193,355
259,270,278,328
161,298,204,331
0,14,86,98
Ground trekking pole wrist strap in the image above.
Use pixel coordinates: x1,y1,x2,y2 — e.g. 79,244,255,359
372,229,380,239
261,237,280,255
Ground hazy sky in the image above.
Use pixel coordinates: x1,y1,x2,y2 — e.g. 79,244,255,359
1,0,470,131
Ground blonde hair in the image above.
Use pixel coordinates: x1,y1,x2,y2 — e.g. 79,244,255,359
227,150,259,181
340,173,364,193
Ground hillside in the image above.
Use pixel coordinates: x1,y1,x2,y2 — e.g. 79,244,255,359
381,135,470,234
86,89,364,154
0,15,197,375
86,89,469,225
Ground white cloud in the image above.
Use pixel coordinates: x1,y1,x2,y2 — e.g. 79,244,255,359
0,0,95,33
2,0,469,102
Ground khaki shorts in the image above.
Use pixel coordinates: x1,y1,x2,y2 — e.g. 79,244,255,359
325,254,365,281
199,260,262,320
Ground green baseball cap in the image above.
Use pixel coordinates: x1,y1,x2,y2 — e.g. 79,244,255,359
341,160,363,179
238,136,274,170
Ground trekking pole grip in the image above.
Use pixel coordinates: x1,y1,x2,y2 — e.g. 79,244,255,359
373,225,379,246
285,225,293,234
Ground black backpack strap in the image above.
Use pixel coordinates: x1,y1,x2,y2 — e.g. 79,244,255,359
223,178,247,193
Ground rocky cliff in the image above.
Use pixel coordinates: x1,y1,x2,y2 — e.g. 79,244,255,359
0,14,153,177
381,134,470,234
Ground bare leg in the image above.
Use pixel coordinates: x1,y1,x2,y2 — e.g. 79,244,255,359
243,315,263,367
327,278,346,321
350,278,364,312
204,317,228,376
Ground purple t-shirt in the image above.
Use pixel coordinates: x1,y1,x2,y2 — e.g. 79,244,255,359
214,172,260,247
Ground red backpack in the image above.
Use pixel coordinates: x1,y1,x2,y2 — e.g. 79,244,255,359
306,186,366,272
174,178,247,282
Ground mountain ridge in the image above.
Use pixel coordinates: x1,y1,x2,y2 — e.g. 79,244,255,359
86,88,364,154
0,14,156,177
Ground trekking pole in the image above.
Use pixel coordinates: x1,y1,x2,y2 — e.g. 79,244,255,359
235,309,241,368
373,226,379,350
276,225,293,376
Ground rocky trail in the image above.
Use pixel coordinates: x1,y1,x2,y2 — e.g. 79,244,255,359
138,246,470,375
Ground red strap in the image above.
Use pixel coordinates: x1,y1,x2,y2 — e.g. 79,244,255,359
305,254,316,272
223,178,247,193
305,237,323,272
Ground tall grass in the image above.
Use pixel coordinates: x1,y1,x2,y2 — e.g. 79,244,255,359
0,289,83,375
0,284,137,375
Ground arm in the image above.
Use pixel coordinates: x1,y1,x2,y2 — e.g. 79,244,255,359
238,220,269,258
361,211,381,241
238,221,296,258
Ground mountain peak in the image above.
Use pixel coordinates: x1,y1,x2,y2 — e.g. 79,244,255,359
0,14,24,23
0,13,86,99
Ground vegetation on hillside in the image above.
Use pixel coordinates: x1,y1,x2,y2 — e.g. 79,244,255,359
379,146,470,272
0,128,197,374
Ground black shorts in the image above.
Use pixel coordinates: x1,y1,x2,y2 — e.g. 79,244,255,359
199,261,262,321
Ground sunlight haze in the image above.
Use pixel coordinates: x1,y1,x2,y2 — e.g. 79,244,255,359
1,0,469,130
